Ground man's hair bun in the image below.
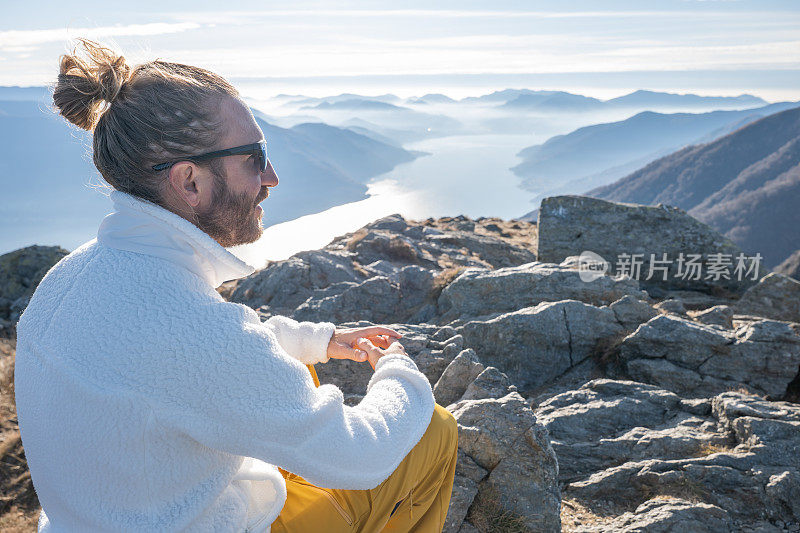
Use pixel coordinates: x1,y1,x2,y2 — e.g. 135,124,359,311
53,38,132,131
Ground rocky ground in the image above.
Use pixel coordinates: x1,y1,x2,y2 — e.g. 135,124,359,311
2,197,799,531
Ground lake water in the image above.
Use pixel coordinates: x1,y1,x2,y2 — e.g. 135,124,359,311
231,132,548,268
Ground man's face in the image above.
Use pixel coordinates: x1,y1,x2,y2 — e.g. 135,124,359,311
195,97,278,247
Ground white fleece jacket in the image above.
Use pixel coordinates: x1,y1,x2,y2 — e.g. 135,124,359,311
14,190,435,532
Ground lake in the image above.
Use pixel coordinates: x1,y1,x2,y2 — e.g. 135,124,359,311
232,132,547,268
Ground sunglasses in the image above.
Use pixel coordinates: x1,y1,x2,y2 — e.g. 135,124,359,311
152,140,267,173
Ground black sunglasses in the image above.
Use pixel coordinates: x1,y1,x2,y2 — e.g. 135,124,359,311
152,140,267,172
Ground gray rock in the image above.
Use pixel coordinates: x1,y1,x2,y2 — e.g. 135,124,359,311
658,289,737,311
370,213,409,233
347,230,426,267
444,475,478,533
654,298,687,315
423,231,537,269
439,262,646,322
461,366,516,402
573,497,733,532
535,380,729,483
444,451,487,533
294,276,402,323
562,391,800,525
230,249,364,314
434,349,485,407
363,259,398,277
619,315,800,398
689,305,735,329
0,245,69,322
536,195,766,296
734,273,800,323
450,393,561,532
765,470,800,519
608,295,659,330
459,300,624,393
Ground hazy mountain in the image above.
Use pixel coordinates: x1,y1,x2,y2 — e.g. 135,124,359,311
291,98,463,144
501,92,603,112
342,122,402,146
285,93,401,107
406,94,456,105
586,106,800,268
0,87,420,254
460,89,548,104
462,88,766,112
606,90,766,109
512,102,799,196
304,99,404,111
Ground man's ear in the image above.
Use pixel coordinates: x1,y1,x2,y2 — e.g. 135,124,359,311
167,161,203,208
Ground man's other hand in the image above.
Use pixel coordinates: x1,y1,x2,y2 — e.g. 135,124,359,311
326,326,402,365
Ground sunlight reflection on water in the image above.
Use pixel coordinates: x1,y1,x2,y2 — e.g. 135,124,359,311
230,133,542,268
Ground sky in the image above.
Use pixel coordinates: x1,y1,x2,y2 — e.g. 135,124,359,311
2,0,800,101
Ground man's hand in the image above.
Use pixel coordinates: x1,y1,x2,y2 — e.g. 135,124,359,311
356,336,408,370
326,326,402,366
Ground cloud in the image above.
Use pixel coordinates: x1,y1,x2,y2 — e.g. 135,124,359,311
171,8,776,21
0,22,201,50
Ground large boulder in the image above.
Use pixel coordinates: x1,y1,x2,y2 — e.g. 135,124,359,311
229,249,365,315
572,497,733,533
459,300,625,394
734,272,800,323
293,276,403,323
438,262,646,323
536,195,767,297
339,215,537,272
562,390,800,528
450,392,561,532
433,349,485,407
536,380,726,484
688,305,735,329
0,245,69,334
608,294,659,330
618,315,800,399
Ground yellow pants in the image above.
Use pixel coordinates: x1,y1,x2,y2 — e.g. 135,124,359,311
271,364,459,533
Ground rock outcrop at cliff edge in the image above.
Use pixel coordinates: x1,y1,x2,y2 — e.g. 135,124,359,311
3,196,800,532
0,245,68,337
222,200,800,532
536,195,767,298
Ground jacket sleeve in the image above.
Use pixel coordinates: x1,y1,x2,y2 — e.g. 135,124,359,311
261,314,335,365
145,299,435,491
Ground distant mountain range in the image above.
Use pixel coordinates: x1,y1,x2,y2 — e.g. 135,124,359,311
0,87,421,254
586,106,800,268
282,89,765,112
275,89,769,144
303,99,403,111
499,89,766,112
405,94,456,105
278,93,401,107
511,102,800,200
285,96,463,143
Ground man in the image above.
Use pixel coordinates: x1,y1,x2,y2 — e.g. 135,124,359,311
14,39,458,532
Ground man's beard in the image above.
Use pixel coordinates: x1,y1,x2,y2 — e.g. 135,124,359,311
196,171,269,248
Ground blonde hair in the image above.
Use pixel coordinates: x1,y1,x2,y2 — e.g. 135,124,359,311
53,38,239,207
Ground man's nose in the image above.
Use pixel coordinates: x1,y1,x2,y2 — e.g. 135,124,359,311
262,158,278,187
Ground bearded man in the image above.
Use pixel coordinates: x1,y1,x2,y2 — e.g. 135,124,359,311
14,39,457,533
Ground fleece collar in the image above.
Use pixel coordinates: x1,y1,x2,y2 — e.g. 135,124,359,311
97,190,256,288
